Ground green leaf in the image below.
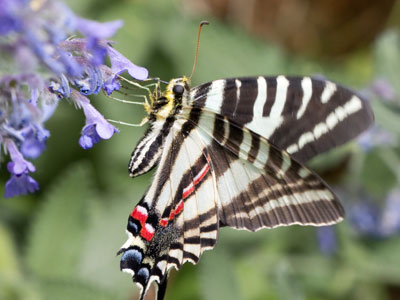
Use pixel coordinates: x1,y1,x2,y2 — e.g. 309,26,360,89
25,163,95,279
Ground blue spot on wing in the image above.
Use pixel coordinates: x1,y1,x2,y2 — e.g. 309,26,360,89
128,218,140,234
137,267,150,282
120,248,143,270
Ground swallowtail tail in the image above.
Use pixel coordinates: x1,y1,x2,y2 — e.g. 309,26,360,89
117,73,373,300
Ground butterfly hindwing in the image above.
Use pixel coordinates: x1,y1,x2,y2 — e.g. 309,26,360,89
189,109,344,231
119,118,219,300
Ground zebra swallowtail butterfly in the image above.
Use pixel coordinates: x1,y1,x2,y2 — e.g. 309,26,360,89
117,73,373,300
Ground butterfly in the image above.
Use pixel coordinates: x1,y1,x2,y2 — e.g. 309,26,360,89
117,73,374,300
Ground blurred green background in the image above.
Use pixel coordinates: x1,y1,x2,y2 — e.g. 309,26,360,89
1,0,400,299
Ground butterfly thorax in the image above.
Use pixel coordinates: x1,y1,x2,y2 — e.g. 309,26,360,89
128,77,191,177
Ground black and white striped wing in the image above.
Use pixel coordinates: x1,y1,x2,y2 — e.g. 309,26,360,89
189,76,374,163
119,118,220,300
183,108,344,231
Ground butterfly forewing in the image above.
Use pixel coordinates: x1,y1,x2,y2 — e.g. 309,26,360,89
189,76,374,163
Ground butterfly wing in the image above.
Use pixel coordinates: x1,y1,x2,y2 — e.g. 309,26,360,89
182,108,344,231
119,117,220,300
189,76,374,163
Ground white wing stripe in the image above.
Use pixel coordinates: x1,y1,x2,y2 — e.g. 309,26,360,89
277,156,291,178
313,122,329,139
270,75,289,117
254,139,270,169
298,132,315,149
252,76,267,119
246,77,284,139
217,160,263,201
286,144,299,154
204,79,226,113
321,81,337,103
262,189,334,213
296,77,312,119
238,129,252,160
291,95,363,151
346,95,363,113
234,79,242,117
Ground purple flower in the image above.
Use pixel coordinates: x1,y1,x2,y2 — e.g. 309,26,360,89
103,76,121,96
56,38,148,97
5,171,39,198
0,0,21,35
5,139,36,175
73,65,102,95
76,18,123,40
20,136,46,159
48,74,71,99
0,13,20,36
86,38,107,66
316,226,337,255
24,29,66,75
3,139,39,198
58,50,84,77
0,0,147,198
20,126,50,159
107,46,149,80
78,97,119,149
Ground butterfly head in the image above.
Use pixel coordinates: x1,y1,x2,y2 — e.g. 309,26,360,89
164,77,190,97
149,77,190,121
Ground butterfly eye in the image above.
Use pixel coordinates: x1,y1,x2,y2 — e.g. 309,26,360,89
172,84,184,96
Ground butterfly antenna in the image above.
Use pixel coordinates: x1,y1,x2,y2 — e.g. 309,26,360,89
189,20,209,81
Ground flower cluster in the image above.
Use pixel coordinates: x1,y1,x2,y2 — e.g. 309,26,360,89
0,0,148,198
